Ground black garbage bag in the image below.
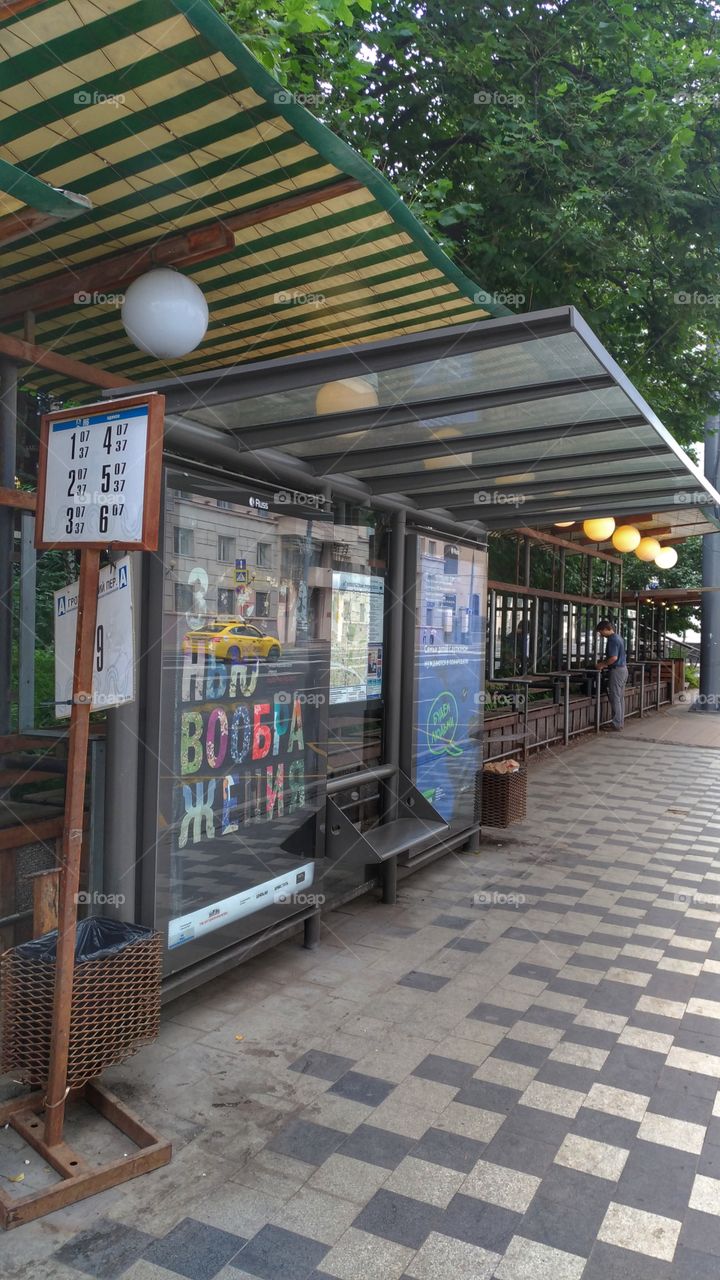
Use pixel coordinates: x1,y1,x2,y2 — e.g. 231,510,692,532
14,916,156,965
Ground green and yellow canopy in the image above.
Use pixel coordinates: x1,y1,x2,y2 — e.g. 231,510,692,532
0,0,500,396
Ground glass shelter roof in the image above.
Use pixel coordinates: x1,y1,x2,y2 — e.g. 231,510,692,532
131,306,720,540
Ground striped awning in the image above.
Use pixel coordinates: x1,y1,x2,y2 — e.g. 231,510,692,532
0,0,501,397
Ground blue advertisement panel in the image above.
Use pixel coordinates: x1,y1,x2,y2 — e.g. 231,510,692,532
413,539,487,825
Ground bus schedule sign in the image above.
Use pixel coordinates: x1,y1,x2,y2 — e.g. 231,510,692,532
36,393,165,550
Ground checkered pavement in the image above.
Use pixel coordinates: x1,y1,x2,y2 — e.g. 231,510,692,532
3,734,720,1279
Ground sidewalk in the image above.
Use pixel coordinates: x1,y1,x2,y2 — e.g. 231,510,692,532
3,717,720,1279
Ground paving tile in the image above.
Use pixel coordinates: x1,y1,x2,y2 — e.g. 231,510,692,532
144,1219,246,1280
493,1235,586,1280
637,1110,706,1154
268,1120,347,1166
411,1055,476,1089
228,1226,327,1280
461,1158,540,1211
689,1172,720,1215
597,1201,682,1262
583,1083,650,1122
466,1000,519,1026
290,1052,358,1083
337,1125,416,1170
581,1241,673,1279
549,1041,609,1070
519,1080,586,1119
452,1079,522,1114
352,1189,438,1248
481,1126,560,1177
384,1156,465,1207
404,1231,499,1280
397,972,450,993
444,937,489,954
435,1102,505,1143
310,1227,413,1280
554,1133,628,1181
441,1192,521,1252
307,1154,390,1204
472,1056,538,1089
431,914,473,930
329,1072,396,1107
54,1221,157,1280
270,1188,360,1246
518,1179,612,1257
671,1246,719,1280
409,1126,487,1173
571,1107,641,1150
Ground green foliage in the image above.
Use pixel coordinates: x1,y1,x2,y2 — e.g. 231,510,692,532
224,0,720,448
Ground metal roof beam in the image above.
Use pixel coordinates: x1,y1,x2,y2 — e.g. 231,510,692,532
457,486,701,526
419,466,690,509
231,373,616,452
313,415,647,474
365,446,678,495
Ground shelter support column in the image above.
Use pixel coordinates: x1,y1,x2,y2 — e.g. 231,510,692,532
693,408,720,713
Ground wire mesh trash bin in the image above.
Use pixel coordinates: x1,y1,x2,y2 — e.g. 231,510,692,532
476,764,527,828
0,917,162,1089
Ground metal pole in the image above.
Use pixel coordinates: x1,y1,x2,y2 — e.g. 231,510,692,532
639,664,645,718
563,674,570,745
103,552,141,919
18,511,36,731
0,358,17,736
43,548,101,1148
693,406,720,712
382,509,406,822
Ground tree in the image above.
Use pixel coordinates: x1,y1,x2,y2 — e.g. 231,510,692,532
220,0,720,450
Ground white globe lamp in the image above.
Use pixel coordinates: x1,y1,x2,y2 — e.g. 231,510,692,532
582,517,615,542
655,546,678,569
635,536,661,562
121,268,209,358
611,524,641,553
315,377,378,414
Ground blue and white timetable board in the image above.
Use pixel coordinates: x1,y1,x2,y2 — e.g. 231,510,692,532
36,394,164,550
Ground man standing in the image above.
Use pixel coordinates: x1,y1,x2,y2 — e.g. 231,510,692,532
596,618,628,731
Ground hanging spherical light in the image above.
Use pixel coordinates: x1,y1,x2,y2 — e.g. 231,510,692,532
554,521,575,528
635,536,661,562
655,546,678,569
611,524,641,553
121,268,208,358
315,377,378,414
582,517,615,542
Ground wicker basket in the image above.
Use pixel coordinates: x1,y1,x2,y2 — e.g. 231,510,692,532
0,920,162,1089
477,766,527,828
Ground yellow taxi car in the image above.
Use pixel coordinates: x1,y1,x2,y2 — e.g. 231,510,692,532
182,620,281,662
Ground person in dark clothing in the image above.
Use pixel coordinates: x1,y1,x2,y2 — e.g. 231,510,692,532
596,618,628,731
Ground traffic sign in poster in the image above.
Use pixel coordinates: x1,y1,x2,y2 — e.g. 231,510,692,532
54,557,134,717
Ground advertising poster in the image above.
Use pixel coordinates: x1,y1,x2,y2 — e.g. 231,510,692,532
54,556,134,716
330,571,384,703
413,541,486,825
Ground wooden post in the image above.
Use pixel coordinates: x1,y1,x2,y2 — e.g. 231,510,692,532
43,549,100,1148
29,866,61,936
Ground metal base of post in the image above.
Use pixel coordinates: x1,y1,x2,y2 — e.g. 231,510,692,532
0,1081,171,1229
381,858,398,905
303,912,321,949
